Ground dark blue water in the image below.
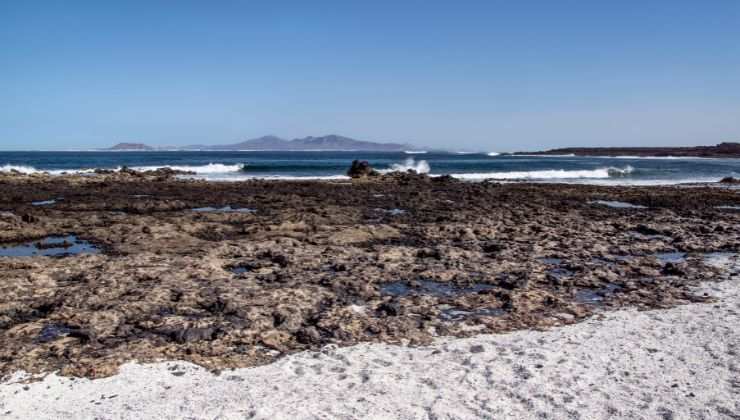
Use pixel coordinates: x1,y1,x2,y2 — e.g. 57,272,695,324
2,151,740,184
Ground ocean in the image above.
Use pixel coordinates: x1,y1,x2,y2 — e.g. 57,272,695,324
1,151,740,185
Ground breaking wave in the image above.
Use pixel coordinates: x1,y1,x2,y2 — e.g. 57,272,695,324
1,166,116,175
201,174,350,182
0,163,247,175
0,164,40,174
449,166,634,180
608,165,634,176
381,158,431,174
130,163,245,174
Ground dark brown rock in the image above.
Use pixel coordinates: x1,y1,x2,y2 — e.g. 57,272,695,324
171,327,217,343
347,160,378,178
719,176,740,184
0,171,737,379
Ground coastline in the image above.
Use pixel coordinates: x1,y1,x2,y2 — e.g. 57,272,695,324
3,150,740,185
0,171,739,418
2,266,738,419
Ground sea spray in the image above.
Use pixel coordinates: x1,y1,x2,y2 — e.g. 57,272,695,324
383,158,431,174
0,165,102,175
0,165,40,174
607,165,634,176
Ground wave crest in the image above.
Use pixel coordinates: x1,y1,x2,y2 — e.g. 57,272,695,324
131,163,245,174
0,164,40,174
2,163,248,175
382,158,430,174
607,165,634,176
449,166,634,180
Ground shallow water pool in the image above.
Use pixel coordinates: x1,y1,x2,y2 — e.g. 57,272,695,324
191,206,256,213
381,280,495,297
590,200,646,209
0,235,99,257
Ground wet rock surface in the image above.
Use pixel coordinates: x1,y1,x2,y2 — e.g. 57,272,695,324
0,171,739,378
190,206,256,214
590,200,647,209
346,160,378,178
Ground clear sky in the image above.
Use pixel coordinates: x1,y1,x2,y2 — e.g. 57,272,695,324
1,1,739,151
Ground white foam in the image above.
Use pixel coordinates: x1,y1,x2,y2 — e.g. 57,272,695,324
47,168,99,175
381,158,431,174
561,177,724,186
131,163,245,174
0,164,40,174
487,152,500,157
0,165,109,175
609,165,634,175
447,166,635,181
2,163,247,176
404,150,427,154
185,174,351,182
0,160,723,187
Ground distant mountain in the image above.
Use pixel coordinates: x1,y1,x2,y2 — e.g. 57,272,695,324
514,142,740,158
204,134,413,151
105,135,416,151
105,143,154,151
204,135,290,150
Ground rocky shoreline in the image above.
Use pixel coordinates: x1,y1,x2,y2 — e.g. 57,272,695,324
1,170,739,378
514,141,740,157
3,272,738,419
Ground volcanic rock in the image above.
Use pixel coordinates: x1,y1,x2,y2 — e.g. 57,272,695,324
347,160,378,178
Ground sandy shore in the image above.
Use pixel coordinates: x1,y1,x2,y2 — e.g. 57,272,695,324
2,260,738,419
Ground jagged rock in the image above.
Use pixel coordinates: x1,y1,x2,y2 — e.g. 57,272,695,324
481,241,505,254
635,224,662,236
21,214,38,223
347,160,378,178
662,262,686,276
377,301,402,316
498,274,529,290
170,327,217,343
295,326,321,344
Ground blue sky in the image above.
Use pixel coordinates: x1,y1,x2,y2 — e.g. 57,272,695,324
1,1,739,151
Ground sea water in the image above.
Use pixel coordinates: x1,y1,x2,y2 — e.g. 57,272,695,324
1,151,740,185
